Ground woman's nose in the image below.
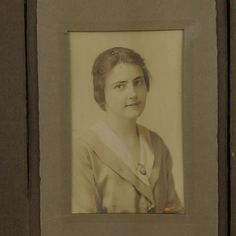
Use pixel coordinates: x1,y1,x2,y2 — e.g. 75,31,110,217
127,84,137,99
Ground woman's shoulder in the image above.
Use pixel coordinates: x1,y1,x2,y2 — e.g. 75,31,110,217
138,125,173,171
73,129,102,164
138,124,164,144
76,128,100,149
138,124,170,155
76,121,109,151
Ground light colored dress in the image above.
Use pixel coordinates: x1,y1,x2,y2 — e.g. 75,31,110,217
72,122,183,213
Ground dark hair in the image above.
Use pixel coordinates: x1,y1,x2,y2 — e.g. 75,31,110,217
92,47,150,111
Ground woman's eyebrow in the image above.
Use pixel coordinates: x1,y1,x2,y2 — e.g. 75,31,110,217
133,76,144,81
112,80,127,85
112,76,144,85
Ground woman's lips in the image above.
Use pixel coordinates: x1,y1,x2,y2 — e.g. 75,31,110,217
125,102,141,107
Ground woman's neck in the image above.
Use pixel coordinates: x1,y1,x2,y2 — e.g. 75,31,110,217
105,113,138,138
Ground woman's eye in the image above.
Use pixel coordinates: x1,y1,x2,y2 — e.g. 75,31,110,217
135,79,144,86
114,84,125,90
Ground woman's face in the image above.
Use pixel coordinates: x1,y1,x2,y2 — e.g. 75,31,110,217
104,63,148,120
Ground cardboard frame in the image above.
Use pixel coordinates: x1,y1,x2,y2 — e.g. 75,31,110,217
37,1,224,235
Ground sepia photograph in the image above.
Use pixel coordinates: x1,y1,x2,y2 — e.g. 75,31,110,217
70,31,184,214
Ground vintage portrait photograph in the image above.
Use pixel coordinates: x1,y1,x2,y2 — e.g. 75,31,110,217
69,31,184,214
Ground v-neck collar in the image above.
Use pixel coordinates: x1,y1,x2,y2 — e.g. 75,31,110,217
84,128,155,205
90,121,155,186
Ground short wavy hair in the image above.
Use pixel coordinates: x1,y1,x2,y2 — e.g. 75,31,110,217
92,47,150,111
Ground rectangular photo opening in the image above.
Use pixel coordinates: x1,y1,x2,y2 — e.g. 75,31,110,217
69,31,184,214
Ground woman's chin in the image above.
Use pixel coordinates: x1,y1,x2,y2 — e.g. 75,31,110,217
106,107,144,121
123,110,143,119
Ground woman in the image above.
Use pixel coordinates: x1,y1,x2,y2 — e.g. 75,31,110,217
72,47,183,213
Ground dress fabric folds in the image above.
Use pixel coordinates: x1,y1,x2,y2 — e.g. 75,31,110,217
72,122,183,213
